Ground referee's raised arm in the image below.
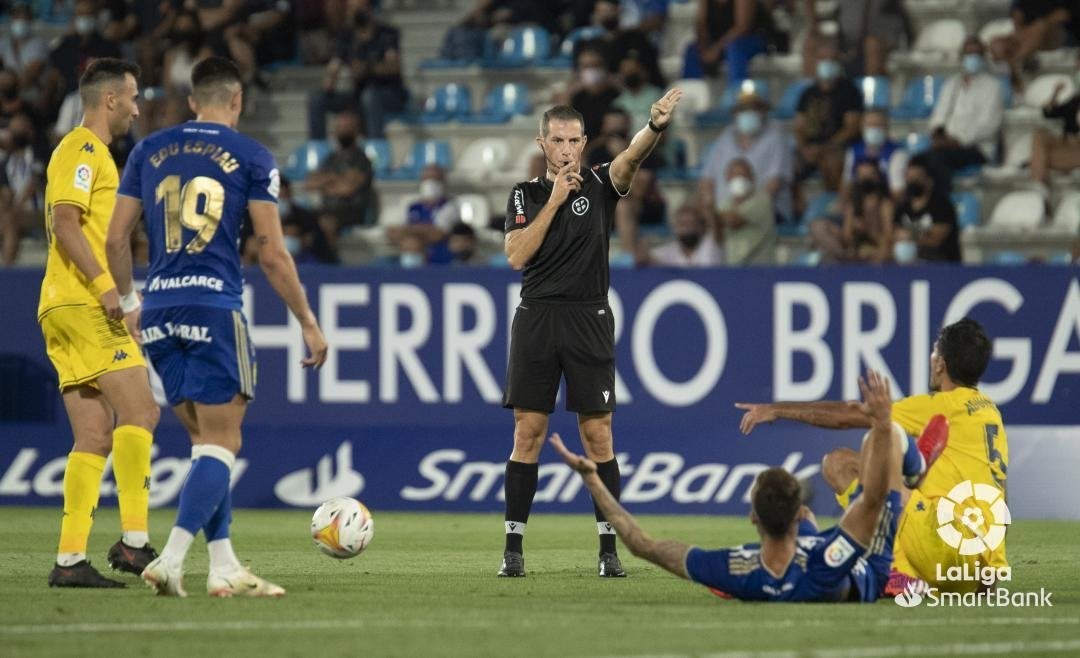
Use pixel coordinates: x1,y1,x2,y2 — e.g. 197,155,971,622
609,87,684,193
504,161,581,270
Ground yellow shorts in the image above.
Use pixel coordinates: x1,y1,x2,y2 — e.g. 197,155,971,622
893,492,1008,594
39,304,145,390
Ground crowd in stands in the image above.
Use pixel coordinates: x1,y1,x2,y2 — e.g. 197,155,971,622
1,0,1079,267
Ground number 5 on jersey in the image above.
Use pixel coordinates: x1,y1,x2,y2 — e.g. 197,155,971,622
156,174,225,254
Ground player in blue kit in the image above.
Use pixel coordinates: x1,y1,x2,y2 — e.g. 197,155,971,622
105,57,327,597
550,370,949,603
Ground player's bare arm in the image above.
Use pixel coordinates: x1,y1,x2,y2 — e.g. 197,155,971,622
837,370,896,547
610,88,683,193
550,433,692,579
249,200,328,368
51,202,120,315
504,162,581,270
734,400,871,435
104,194,144,330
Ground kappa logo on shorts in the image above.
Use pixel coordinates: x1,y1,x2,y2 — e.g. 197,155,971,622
112,349,129,362
823,534,856,567
571,197,590,216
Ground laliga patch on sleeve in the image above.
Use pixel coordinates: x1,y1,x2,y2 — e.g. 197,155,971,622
74,164,92,192
823,534,856,567
268,168,281,199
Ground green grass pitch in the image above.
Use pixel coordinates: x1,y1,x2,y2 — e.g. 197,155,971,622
1,507,1077,657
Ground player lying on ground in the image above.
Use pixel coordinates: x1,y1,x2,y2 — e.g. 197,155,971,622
735,318,1007,594
551,370,948,602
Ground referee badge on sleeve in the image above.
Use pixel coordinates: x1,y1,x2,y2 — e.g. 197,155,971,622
571,197,590,215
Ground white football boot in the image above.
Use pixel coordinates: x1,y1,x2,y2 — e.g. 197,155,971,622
141,556,188,598
206,568,286,598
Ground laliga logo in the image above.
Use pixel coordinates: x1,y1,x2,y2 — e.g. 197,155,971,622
936,480,1011,555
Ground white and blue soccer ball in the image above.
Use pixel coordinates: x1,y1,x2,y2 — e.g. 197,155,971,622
311,497,375,559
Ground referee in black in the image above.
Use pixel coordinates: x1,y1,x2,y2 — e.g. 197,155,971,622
498,88,684,577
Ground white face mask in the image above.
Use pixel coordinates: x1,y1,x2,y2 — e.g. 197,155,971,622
419,179,444,202
580,67,605,86
728,176,753,199
11,20,30,40
400,252,424,268
283,235,301,256
893,240,918,264
74,16,95,36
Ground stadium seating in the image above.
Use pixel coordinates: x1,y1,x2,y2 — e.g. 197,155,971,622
952,192,982,231
987,191,1045,230
457,137,514,182
784,191,838,237
892,75,944,119
696,79,771,126
1022,74,1076,109
460,83,530,123
387,140,454,180
456,193,493,230
1051,191,1080,234
420,84,473,123
905,132,931,155
910,19,966,60
283,140,331,182
547,26,607,67
483,26,552,68
671,79,712,124
858,76,891,109
364,139,395,177
773,78,813,119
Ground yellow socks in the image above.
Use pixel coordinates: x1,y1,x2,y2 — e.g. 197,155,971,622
57,452,106,559
112,425,153,545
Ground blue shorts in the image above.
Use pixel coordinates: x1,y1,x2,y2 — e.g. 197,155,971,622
141,305,256,407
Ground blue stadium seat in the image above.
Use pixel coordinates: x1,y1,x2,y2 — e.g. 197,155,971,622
892,75,944,119
696,79,771,127
989,250,1028,265
386,140,453,181
952,192,981,231
546,26,607,67
905,132,931,155
282,140,331,182
773,78,813,119
483,26,552,68
783,192,838,237
362,139,393,177
460,83,530,123
857,76,891,110
419,84,472,124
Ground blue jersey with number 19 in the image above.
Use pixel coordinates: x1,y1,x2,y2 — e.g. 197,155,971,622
118,121,279,311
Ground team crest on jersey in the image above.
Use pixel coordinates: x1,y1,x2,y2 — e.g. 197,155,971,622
571,196,590,216
73,164,92,192
823,535,856,567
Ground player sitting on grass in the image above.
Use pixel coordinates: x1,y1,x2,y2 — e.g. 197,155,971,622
550,370,948,602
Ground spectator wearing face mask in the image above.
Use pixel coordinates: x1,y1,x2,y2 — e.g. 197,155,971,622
304,111,376,238
893,156,960,264
0,5,49,97
386,164,460,265
1030,51,1080,206
613,55,663,130
0,112,46,266
648,205,724,267
841,108,908,200
699,90,793,221
570,46,621,142
575,1,666,89
810,159,893,263
714,158,776,265
447,222,484,266
0,69,30,126
47,1,122,95
794,39,864,193
926,36,1004,183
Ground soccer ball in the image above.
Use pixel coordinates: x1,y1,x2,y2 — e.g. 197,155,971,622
310,497,375,559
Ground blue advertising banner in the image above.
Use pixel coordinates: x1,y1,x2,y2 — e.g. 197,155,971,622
1,266,1077,518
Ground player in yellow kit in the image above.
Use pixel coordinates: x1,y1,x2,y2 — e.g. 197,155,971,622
736,319,1007,594
39,59,161,588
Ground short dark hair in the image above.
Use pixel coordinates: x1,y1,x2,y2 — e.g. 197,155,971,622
540,105,584,137
79,58,140,106
751,467,802,539
190,56,242,106
936,318,991,387
907,153,933,178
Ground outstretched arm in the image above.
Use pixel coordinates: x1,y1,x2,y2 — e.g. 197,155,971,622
549,434,691,579
838,370,897,547
734,400,872,435
610,88,683,194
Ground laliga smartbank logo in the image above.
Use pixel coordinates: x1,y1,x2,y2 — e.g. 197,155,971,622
894,481,1052,608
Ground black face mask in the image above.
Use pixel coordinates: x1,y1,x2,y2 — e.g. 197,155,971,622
337,135,357,149
857,179,881,195
906,181,927,198
608,130,628,140
678,233,703,250
355,12,372,28
601,18,618,31
10,133,30,149
453,249,474,263
0,86,17,100
624,73,643,89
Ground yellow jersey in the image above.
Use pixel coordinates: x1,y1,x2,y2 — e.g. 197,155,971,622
37,126,119,318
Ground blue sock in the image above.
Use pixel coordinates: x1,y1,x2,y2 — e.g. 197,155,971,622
203,487,232,542
175,456,231,536
901,433,926,483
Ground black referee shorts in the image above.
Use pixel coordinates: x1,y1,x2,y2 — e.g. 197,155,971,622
503,300,616,415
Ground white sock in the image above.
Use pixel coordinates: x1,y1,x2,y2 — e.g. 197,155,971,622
122,530,149,548
161,527,195,567
56,552,85,567
208,538,243,575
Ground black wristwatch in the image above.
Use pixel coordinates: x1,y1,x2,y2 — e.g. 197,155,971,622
648,119,667,133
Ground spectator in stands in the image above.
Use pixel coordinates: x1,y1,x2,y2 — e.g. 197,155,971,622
0,112,45,266
614,54,663,131
447,222,484,266
398,233,427,268
683,0,772,81
48,1,122,95
615,0,670,41
714,158,777,265
893,155,961,263
569,46,621,142
648,205,724,266
440,0,560,60
279,177,338,264
699,89,793,220
575,1,665,89
810,159,892,263
992,0,1079,89
842,108,908,199
925,36,1004,183
0,69,31,127
1030,64,1080,205
0,5,50,101
794,39,864,194
304,111,376,238
307,0,406,140
190,0,286,91
802,0,911,77
386,164,460,265
163,11,214,99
